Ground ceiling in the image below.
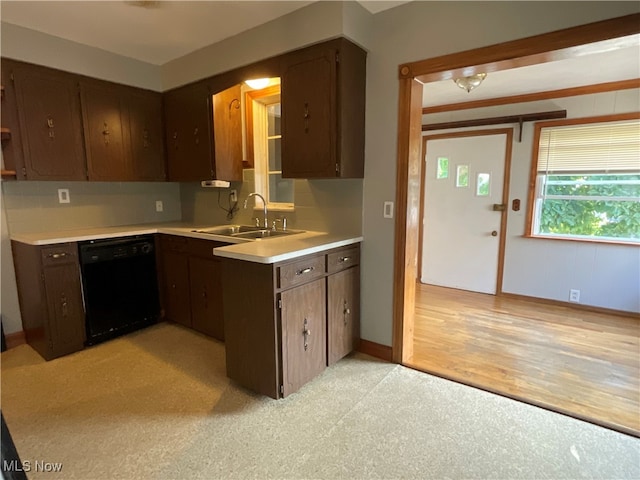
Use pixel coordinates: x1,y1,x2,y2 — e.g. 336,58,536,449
1,1,636,106
423,38,640,109
0,0,409,65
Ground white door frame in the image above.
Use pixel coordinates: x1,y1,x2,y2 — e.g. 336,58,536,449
418,128,514,295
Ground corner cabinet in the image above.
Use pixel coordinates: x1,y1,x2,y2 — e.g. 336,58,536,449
11,241,86,360
163,82,243,182
221,243,360,398
281,38,366,179
158,235,226,341
80,79,166,182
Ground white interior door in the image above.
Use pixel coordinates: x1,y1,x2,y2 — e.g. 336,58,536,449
421,133,508,294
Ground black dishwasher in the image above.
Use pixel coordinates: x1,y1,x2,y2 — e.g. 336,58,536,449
79,235,160,346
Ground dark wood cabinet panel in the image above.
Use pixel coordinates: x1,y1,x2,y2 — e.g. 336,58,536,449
189,257,225,341
11,241,85,361
81,80,165,182
164,81,213,181
281,38,366,179
42,262,86,358
282,51,335,178
327,266,360,366
128,89,166,181
161,250,192,328
80,81,129,181
281,278,326,396
11,62,86,181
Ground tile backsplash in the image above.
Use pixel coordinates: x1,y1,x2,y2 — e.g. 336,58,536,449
1,181,181,235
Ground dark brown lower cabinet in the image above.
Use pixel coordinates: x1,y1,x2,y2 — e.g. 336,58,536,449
281,278,326,396
222,243,360,398
11,241,85,360
327,265,360,365
158,235,225,341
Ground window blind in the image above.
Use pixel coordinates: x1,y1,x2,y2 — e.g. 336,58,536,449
537,119,640,173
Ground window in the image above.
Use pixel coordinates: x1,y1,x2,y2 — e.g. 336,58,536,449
528,114,640,243
246,82,294,210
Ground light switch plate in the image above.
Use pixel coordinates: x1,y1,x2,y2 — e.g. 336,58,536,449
155,200,163,212
383,201,394,218
58,189,70,204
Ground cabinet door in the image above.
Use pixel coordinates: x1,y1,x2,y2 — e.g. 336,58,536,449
164,82,213,181
12,63,86,180
42,263,85,359
80,81,129,181
281,48,336,178
161,251,192,327
1,59,25,177
189,257,224,341
280,278,326,397
212,84,243,181
127,89,166,181
327,266,360,365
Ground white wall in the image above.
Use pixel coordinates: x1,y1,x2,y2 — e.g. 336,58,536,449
361,1,640,346
424,89,640,313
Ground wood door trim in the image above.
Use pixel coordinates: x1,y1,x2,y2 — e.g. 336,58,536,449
400,14,640,81
418,128,513,294
422,78,640,115
393,14,640,364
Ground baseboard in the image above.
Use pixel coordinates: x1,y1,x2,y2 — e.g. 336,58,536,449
358,339,393,362
4,330,26,350
499,292,639,318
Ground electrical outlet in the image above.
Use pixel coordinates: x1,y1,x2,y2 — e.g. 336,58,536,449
58,188,70,204
155,200,163,212
229,189,237,203
569,289,580,303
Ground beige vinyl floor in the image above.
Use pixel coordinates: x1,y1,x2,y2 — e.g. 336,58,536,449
1,322,639,479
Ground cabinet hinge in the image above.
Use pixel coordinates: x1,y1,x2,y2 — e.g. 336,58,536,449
21,167,27,177
336,52,340,64
335,163,340,174
277,298,282,309
10,72,14,82
280,384,284,395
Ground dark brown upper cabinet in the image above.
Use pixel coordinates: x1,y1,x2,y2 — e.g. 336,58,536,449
163,81,243,182
9,60,86,181
281,38,366,179
80,79,165,182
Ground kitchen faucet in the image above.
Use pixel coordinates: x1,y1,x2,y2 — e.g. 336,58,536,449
243,192,268,229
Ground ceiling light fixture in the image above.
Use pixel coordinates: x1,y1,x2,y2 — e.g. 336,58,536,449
453,73,487,93
245,78,270,90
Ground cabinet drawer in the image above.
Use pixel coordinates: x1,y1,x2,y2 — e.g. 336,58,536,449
277,254,325,290
160,234,189,254
327,245,360,274
41,243,78,266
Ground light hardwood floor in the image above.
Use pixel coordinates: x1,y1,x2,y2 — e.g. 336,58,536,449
406,283,640,437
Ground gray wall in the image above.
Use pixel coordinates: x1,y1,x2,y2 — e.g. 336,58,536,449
424,89,640,313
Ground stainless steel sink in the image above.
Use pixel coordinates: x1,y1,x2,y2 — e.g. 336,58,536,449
191,225,304,240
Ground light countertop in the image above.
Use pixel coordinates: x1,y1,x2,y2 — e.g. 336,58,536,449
10,223,362,264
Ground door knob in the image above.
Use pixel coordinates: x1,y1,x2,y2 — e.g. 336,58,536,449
491,230,498,237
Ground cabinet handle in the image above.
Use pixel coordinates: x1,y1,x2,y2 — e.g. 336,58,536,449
143,129,149,148
102,122,110,144
173,131,178,149
303,318,311,351
343,300,350,325
303,102,310,133
47,252,68,259
296,266,314,276
61,294,68,317
193,127,199,145
338,256,350,263
47,116,55,138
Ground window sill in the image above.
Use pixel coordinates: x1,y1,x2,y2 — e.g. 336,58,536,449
523,234,639,247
